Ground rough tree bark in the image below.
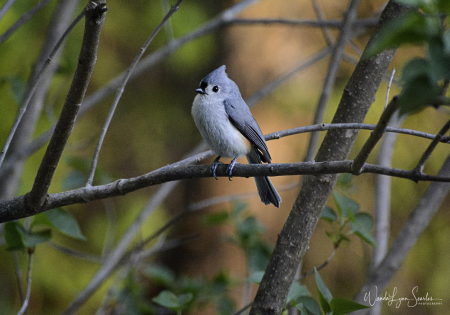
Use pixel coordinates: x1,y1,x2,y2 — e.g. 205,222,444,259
250,1,411,314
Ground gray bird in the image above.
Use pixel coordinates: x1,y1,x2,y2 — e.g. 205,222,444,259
192,65,282,207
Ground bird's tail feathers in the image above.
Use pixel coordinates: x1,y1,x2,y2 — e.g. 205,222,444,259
246,148,282,208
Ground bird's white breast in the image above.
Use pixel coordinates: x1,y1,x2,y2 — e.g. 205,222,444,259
192,94,250,158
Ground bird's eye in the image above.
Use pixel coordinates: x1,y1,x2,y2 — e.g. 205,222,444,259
212,86,219,93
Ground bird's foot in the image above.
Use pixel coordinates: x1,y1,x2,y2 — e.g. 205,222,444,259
226,158,237,181
211,156,222,180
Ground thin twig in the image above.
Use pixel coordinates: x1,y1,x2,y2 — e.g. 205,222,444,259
62,180,178,315
47,242,103,263
354,154,450,306
227,17,377,28
304,0,361,161
161,0,174,42
414,118,450,174
234,302,253,315
13,252,25,306
0,7,87,170
311,0,334,46
0,0,16,21
187,180,298,211
246,47,332,107
0,0,52,45
27,2,106,210
5,0,375,170
385,68,396,109
351,96,400,174
85,0,183,186
299,248,337,280
2,119,450,222
17,249,34,315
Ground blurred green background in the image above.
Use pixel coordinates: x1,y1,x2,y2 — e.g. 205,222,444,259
0,0,449,314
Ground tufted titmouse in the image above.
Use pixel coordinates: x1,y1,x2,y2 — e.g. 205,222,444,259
192,65,281,207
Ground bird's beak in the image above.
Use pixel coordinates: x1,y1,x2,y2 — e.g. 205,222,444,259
196,87,207,95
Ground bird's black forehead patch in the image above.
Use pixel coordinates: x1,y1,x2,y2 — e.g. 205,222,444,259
200,81,208,89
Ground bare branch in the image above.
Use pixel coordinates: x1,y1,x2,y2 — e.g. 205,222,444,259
0,6,86,170
354,154,450,307
305,0,361,161
246,47,332,107
2,158,450,223
5,0,378,171
86,0,183,186
0,0,16,21
227,17,377,29
311,0,334,46
299,248,337,280
26,1,106,211
414,118,450,174
250,1,412,313
17,249,34,315
351,96,399,174
62,180,178,315
0,0,52,45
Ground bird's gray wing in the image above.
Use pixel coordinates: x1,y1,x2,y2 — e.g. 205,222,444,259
224,99,271,163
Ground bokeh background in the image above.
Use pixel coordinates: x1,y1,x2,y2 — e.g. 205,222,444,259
0,0,449,314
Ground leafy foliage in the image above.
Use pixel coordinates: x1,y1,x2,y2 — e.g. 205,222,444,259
321,189,377,247
204,201,272,272
3,208,85,251
365,0,450,115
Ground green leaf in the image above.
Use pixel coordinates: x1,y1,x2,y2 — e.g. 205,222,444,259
287,282,310,303
400,58,430,82
330,298,370,315
399,75,441,116
34,208,86,240
19,228,52,248
5,222,52,250
315,268,332,314
152,290,181,311
295,296,322,315
203,211,230,225
428,38,450,81
247,240,271,272
4,222,26,250
350,213,377,247
232,200,247,216
332,192,359,218
177,293,193,307
7,76,27,104
337,173,353,189
248,271,265,284
321,206,337,223
364,12,441,57
144,265,175,287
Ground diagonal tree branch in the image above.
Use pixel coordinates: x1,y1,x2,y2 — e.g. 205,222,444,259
250,1,412,313
0,0,81,200
352,96,400,174
304,0,360,161
86,0,183,186
354,153,450,309
0,0,52,45
413,118,450,174
26,1,107,211
0,4,86,171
